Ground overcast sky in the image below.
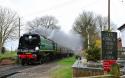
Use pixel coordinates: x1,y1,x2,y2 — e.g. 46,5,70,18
0,0,125,32
1,0,125,50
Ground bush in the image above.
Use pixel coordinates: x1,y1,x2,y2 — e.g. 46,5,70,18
84,44,101,62
1,47,6,54
109,64,120,78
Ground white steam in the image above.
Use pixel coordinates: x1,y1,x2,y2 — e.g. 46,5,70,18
31,27,83,54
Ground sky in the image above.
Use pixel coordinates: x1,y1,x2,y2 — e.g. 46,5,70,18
0,0,125,50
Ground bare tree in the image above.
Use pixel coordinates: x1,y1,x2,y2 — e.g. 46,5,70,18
96,16,107,31
0,7,18,53
73,11,97,49
27,16,60,31
96,15,116,32
73,11,117,49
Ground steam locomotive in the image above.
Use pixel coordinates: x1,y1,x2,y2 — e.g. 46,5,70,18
17,33,73,65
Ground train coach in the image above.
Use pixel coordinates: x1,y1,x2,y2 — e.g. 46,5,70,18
17,33,73,65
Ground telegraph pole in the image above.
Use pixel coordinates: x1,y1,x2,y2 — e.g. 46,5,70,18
19,18,20,38
108,0,110,31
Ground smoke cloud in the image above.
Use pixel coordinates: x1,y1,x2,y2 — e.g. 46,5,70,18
31,27,83,54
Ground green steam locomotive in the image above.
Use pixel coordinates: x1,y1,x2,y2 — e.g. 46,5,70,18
17,33,73,65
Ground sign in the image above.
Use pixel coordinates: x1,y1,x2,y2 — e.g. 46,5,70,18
101,31,117,60
103,60,116,72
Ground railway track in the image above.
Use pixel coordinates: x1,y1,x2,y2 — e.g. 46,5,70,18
0,61,57,78
0,64,35,78
0,55,66,78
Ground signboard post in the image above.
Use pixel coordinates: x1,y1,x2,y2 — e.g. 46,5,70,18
101,31,117,72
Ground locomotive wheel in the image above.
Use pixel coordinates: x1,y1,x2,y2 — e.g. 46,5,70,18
39,58,43,64
21,59,25,65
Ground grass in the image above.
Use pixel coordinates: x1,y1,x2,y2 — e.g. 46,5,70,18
0,52,17,61
50,57,115,78
57,56,76,65
51,56,75,78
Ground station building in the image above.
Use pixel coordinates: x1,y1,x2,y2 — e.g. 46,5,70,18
118,24,125,57
118,24,125,47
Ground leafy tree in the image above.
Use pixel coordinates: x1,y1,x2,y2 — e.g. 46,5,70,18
0,7,19,53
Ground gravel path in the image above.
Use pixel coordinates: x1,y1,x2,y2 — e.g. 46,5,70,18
9,62,57,78
0,64,34,78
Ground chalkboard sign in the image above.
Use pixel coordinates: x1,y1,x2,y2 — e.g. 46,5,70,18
101,31,117,60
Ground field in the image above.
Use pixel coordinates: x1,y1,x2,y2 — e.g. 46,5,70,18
0,52,17,61
51,56,75,78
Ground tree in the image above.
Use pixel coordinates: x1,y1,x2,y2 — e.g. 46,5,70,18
96,15,116,32
73,11,116,49
0,7,18,53
73,11,98,49
96,16,107,31
27,16,60,31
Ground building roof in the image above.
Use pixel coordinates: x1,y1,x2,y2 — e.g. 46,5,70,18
118,24,125,31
